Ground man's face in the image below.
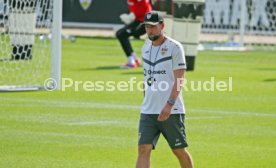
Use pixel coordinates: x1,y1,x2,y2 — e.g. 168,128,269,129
145,23,163,41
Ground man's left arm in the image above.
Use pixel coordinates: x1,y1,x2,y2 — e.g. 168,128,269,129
158,69,185,121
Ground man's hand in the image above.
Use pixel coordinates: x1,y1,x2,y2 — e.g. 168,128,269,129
158,103,173,121
120,13,135,25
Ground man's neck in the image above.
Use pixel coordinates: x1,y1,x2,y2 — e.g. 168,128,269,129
152,35,166,46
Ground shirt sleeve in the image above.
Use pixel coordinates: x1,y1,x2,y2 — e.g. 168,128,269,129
172,44,187,70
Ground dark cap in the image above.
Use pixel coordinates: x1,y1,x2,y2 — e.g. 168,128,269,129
144,11,163,25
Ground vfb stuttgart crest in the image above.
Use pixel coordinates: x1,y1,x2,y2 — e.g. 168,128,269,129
79,0,93,11
146,13,152,19
161,48,168,55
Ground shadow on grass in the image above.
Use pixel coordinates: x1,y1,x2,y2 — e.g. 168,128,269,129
95,66,122,70
255,68,276,71
78,66,144,73
263,78,276,82
77,66,120,71
121,71,143,75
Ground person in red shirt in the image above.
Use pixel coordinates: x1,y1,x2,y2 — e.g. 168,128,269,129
116,0,152,68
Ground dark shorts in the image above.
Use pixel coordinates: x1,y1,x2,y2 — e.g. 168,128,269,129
138,113,188,149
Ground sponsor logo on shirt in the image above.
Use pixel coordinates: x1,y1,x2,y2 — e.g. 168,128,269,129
147,69,166,75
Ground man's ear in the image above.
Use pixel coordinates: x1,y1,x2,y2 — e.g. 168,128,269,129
161,22,165,29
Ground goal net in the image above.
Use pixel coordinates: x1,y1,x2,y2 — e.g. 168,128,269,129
201,0,276,51
0,0,61,91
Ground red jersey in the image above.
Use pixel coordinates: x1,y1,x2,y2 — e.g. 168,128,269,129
127,0,152,22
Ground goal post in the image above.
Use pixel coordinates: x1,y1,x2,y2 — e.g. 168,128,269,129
0,0,62,91
52,0,62,90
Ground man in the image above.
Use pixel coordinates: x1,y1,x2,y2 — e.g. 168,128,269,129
136,11,194,168
116,0,152,68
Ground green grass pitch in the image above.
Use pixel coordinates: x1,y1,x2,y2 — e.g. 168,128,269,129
0,37,276,168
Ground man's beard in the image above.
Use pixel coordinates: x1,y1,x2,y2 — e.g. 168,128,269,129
148,34,161,41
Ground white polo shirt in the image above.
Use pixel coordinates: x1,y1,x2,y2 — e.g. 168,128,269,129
141,36,187,114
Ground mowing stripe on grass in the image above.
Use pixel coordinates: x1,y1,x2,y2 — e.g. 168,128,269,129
1,97,275,117
0,112,223,127
189,109,276,117
66,116,224,126
187,116,224,120
1,128,132,143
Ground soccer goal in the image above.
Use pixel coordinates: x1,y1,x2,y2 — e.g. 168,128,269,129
201,0,276,51
0,0,62,91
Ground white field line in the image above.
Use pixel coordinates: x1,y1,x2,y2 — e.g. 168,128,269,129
189,109,276,117
0,114,138,128
1,128,129,142
1,97,276,118
66,116,224,126
186,116,224,120
1,97,139,110
66,120,134,126
65,120,137,127
0,114,223,128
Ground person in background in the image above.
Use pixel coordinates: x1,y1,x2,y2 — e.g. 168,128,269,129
116,0,152,68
